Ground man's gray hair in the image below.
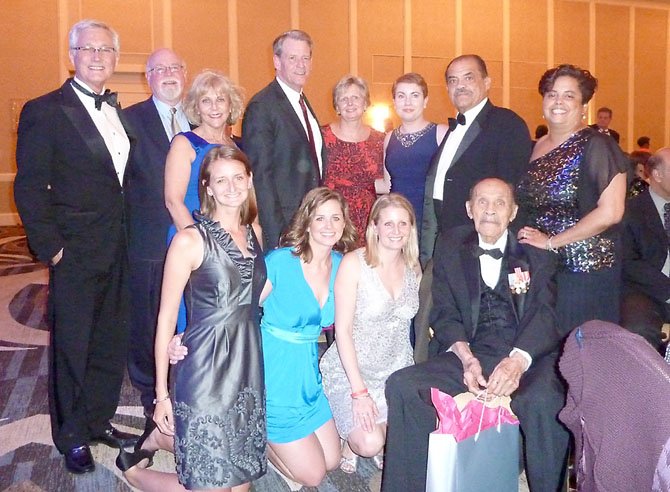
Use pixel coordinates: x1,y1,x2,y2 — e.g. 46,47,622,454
272,30,312,57
69,19,120,53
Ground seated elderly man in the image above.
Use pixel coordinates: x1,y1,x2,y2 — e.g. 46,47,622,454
382,178,569,492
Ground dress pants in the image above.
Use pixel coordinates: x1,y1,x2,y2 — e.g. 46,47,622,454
127,257,165,414
382,350,569,492
48,246,129,453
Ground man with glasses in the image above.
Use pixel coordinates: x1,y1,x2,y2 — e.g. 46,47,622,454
242,30,325,249
14,19,138,474
124,48,188,424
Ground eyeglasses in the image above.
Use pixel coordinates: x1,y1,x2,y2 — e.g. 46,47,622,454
337,95,363,106
147,65,184,75
71,46,117,56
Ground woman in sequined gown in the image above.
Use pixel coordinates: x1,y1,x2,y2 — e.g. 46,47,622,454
320,194,421,473
323,75,385,245
119,145,267,492
165,70,244,333
384,73,448,238
516,64,628,335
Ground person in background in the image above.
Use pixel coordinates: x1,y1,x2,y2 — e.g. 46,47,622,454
124,48,188,421
627,150,651,198
320,193,421,474
589,106,620,144
14,19,138,474
516,64,628,335
117,145,267,492
242,30,325,249
620,148,670,352
637,135,651,153
384,73,448,245
164,69,244,333
323,75,385,245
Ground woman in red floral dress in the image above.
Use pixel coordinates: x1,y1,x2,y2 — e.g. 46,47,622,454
323,75,385,245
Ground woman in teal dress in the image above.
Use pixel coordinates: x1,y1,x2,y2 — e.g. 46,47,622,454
259,187,357,487
164,70,244,332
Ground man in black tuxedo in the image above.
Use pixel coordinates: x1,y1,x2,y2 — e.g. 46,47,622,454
242,30,325,249
14,19,137,474
383,178,568,492
589,106,620,144
621,148,670,351
124,48,188,417
420,54,531,265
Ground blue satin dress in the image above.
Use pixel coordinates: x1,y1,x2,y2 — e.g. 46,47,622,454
261,247,341,443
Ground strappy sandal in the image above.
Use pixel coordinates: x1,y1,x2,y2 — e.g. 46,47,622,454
340,454,358,474
372,453,384,470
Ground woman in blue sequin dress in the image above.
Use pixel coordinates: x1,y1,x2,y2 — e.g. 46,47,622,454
384,73,448,242
165,70,244,333
516,64,628,335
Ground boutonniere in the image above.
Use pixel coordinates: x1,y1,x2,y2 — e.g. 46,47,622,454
508,267,530,294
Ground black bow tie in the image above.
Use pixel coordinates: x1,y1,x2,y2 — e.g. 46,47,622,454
474,246,503,260
448,113,466,131
71,79,118,110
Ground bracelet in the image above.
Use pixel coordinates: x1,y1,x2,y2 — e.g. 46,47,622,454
350,388,369,399
545,236,559,253
153,394,170,405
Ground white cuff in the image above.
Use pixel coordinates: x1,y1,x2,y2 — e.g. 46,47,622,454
510,347,532,371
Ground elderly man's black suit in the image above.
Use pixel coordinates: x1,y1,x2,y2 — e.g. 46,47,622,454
420,101,531,265
383,226,568,492
123,97,173,413
242,79,326,249
14,80,135,453
621,189,670,350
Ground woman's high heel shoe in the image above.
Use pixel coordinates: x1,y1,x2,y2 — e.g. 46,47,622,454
135,418,157,453
115,447,155,472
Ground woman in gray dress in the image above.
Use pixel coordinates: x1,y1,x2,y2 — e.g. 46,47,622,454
320,193,421,473
118,144,267,492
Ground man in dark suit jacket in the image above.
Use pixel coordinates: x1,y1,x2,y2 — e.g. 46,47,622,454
621,148,670,351
242,30,326,249
589,106,620,144
383,179,568,492
124,48,188,417
420,54,531,266
14,20,137,474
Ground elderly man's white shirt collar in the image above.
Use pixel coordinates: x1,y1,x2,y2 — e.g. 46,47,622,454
477,229,508,251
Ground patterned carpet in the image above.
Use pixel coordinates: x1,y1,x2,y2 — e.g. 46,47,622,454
0,227,382,491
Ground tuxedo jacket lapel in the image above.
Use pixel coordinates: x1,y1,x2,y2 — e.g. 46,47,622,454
462,233,482,335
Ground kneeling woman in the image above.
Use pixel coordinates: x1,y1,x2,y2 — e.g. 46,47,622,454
320,193,421,473
259,187,357,486
120,145,267,492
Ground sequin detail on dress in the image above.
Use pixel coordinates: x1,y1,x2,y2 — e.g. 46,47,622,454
516,128,615,273
393,122,436,148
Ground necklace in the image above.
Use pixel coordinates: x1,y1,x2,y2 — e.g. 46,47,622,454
394,122,435,148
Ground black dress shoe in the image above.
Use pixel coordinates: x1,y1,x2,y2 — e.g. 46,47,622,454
135,418,157,453
90,426,140,448
64,444,95,474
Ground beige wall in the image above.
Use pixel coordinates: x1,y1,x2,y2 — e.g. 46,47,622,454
1,0,669,223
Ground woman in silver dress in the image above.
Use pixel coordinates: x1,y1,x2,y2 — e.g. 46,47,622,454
320,193,421,474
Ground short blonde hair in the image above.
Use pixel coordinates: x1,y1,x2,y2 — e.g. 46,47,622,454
281,187,358,262
332,75,371,110
183,70,244,126
198,145,257,226
364,193,419,269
